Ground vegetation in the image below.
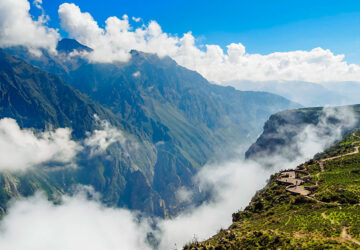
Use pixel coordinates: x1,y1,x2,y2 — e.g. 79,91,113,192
0,45,299,218
185,131,360,249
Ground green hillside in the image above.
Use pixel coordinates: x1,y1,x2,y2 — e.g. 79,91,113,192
185,131,360,249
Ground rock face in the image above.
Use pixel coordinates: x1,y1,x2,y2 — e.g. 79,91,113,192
245,105,360,161
0,42,299,217
0,49,118,138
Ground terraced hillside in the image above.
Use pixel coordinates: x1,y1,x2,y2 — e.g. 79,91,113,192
185,131,360,249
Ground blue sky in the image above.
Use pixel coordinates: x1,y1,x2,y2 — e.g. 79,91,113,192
35,0,360,63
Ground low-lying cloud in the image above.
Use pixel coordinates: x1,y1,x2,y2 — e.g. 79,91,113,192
84,117,127,156
0,107,357,249
0,118,80,171
155,106,358,248
250,106,358,167
0,117,130,172
0,191,152,250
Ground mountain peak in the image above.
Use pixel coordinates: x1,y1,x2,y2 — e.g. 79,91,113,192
56,39,93,54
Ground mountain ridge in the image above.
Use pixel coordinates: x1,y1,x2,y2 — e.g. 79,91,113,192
1,42,300,217
246,105,360,161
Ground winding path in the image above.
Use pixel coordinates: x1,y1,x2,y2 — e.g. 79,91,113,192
276,135,360,246
277,135,360,197
321,213,360,246
277,170,310,196
342,227,360,246
277,133,360,246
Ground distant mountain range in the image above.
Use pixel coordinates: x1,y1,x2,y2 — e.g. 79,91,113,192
0,40,300,217
226,80,360,107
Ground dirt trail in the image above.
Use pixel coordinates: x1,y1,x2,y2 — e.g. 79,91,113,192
321,212,335,224
320,146,359,163
352,132,360,140
277,135,360,246
322,212,360,246
342,227,360,246
278,141,359,197
277,171,310,195
286,185,310,196
317,146,359,174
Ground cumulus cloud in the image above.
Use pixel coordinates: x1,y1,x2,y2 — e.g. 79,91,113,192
0,0,59,54
58,3,179,63
0,118,80,171
1,0,359,83
56,2,360,83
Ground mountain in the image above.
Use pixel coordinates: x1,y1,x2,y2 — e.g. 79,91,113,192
56,38,93,54
0,49,167,217
226,80,360,107
185,128,360,249
1,42,299,217
0,49,119,138
246,105,360,161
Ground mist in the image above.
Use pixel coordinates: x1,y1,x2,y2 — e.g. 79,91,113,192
0,106,357,249
0,116,132,171
226,80,360,107
0,191,152,250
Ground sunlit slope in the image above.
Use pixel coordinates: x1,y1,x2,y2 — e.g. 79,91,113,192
186,131,360,249
4,42,300,216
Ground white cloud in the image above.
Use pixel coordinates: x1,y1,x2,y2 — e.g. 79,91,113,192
84,117,127,156
0,107,356,249
132,17,141,22
57,3,360,83
0,117,132,171
156,106,358,248
157,162,271,249
181,45,360,83
132,71,141,78
0,118,80,171
175,187,193,203
294,106,357,159
0,192,152,250
33,0,42,9
1,0,358,83
0,0,59,53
